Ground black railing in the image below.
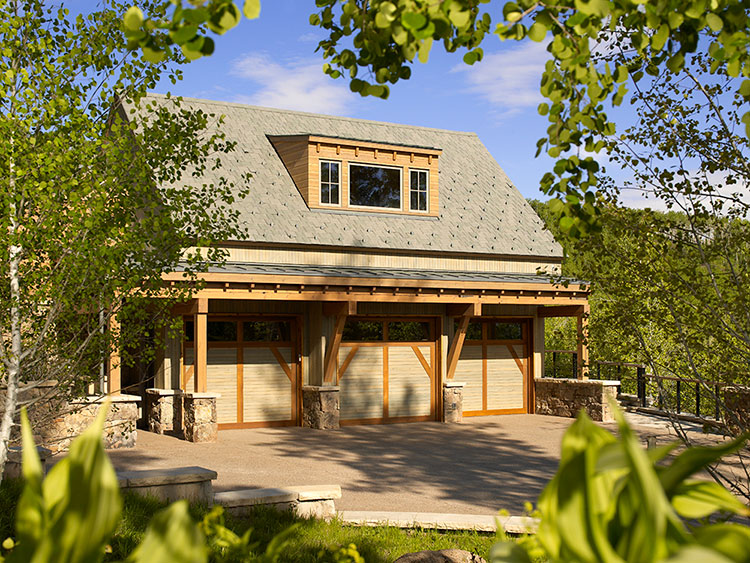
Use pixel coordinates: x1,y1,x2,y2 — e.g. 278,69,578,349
542,350,725,420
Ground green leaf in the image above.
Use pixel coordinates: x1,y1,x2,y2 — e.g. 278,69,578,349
527,22,546,42
143,46,166,63
401,12,426,31
666,52,685,73
705,13,723,32
489,540,533,562
658,432,749,493
739,79,750,97
663,545,734,562
694,524,750,562
671,481,749,519
418,37,433,63
651,24,669,51
126,501,207,563
123,6,144,31
243,0,260,20
11,409,44,562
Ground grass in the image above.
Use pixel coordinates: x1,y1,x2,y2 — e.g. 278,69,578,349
0,479,500,562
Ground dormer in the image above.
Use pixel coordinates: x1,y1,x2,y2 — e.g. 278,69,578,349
269,134,441,217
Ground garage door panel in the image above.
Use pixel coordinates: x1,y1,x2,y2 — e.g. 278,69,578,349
340,346,383,420
207,348,239,425
388,346,431,418
455,346,483,412
243,347,293,423
486,344,525,410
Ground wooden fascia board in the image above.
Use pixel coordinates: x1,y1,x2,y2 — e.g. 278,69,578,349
306,135,443,156
537,305,585,318
322,301,357,316
446,303,481,317
161,271,587,294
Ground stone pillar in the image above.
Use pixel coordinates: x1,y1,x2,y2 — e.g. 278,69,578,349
182,392,219,442
145,389,182,435
723,385,750,434
534,378,620,422
302,386,340,429
443,381,465,423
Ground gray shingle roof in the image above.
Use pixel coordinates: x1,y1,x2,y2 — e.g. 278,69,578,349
132,94,562,260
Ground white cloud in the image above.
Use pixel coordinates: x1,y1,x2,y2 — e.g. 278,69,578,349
297,32,321,42
230,53,354,115
451,42,549,119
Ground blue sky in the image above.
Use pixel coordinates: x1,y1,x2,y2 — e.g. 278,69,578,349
130,0,559,201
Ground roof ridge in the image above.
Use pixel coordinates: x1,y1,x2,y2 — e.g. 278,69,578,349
144,92,479,138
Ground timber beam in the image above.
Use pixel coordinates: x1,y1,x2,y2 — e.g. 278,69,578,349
446,302,481,317
322,304,351,384
445,305,475,380
538,305,585,318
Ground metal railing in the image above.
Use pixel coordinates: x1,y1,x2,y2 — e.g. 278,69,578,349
543,350,726,420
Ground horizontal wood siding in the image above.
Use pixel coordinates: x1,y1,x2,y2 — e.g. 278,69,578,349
455,346,483,412
388,346,431,418
207,348,239,424
183,347,194,390
243,347,293,423
202,246,561,275
209,300,306,315
485,344,524,410
339,345,383,420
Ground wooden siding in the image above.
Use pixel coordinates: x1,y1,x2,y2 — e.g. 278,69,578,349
270,137,310,202
455,346,484,412
207,348,239,424
243,347,293,423
209,300,306,315
388,346,432,418
338,346,383,420
198,246,561,275
486,344,524,410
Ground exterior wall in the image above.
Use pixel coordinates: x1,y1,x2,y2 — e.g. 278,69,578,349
189,246,562,275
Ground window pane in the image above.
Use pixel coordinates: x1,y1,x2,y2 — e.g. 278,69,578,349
343,320,383,341
409,170,428,211
388,321,430,342
243,321,291,342
350,164,401,209
492,322,523,340
454,320,482,340
330,184,339,205
207,321,237,342
321,183,330,204
330,162,339,183
321,161,329,181
411,191,419,211
184,320,194,342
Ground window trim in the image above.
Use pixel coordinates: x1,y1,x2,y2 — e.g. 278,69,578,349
319,159,342,207
408,168,429,213
347,162,403,211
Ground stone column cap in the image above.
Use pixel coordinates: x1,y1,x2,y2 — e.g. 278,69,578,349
443,381,467,388
146,388,181,396
303,385,340,391
182,392,221,399
537,378,620,386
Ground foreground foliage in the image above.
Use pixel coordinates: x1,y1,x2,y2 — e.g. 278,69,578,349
492,409,750,562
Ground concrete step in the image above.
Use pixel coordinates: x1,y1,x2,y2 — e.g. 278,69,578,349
339,511,538,534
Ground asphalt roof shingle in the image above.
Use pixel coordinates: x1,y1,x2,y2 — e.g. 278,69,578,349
130,94,562,260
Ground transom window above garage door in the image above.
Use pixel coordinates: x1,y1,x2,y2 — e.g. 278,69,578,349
343,320,433,342
183,319,292,343
454,320,524,341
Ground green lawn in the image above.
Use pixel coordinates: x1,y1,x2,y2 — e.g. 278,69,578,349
0,479,500,562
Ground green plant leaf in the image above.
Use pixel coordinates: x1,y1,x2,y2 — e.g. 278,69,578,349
126,500,207,563
671,480,749,518
243,0,260,20
489,540,533,562
658,432,749,494
694,524,750,562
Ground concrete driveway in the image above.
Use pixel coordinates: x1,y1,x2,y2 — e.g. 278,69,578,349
103,413,723,515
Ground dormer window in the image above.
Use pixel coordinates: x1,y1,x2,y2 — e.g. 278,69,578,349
349,163,401,210
320,160,340,205
270,134,440,217
409,169,428,212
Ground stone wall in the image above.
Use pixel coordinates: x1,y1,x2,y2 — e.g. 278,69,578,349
535,378,620,422
302,386,340,429
1,382,139,453
723,385,750,433
146,388,182,435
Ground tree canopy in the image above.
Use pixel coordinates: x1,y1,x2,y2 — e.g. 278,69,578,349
0,0,247,479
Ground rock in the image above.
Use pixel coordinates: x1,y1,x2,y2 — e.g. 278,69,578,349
394,549,487,563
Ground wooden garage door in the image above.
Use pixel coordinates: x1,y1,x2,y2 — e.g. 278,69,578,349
455,319,531,416
337,319,437,425
182,317,299,429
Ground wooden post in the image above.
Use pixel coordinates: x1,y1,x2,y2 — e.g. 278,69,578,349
194,298,208,393
445,303,479,380
576,304,590,380
322,301,355,384
107,313,121,395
